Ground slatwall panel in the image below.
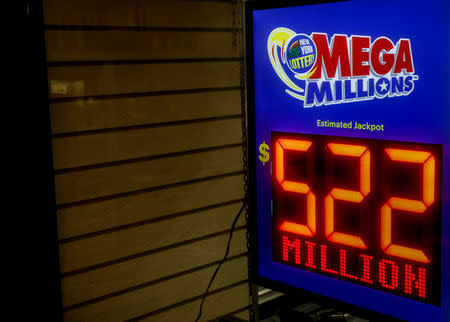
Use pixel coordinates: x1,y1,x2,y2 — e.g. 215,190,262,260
43,0,248,320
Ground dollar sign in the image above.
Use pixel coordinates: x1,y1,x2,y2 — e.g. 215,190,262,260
258,141,270,166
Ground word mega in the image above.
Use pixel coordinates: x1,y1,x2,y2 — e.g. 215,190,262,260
268,29,419,108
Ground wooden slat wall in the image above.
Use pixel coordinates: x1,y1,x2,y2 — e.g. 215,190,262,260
43,0,248,320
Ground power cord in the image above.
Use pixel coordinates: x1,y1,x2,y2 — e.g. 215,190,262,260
194,202,246,322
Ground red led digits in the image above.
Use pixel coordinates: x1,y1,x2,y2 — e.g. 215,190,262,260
304,241,317,268
379,259,399,290
320,245,338,274
282,236,301,264
276,139,316,237
381,148,435,263
339,249,358,280
273,133,440,305
360,254,374,284
325,143,370,249
405,265,427,298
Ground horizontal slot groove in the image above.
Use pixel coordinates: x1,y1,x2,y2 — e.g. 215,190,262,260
47,57,243,66
52,114,242,138
54,142,242,175
45,25,242,32
125,279,249,321
56,169,243,209
61,226,246,278
63,253,247,311
216,306,250,320
49,86,243,103
59,198,244,243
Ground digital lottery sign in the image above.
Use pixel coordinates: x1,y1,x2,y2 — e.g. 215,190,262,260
245,1,449,321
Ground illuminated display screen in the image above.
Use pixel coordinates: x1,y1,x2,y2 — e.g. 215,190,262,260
271,132,441,306
245,1,450,321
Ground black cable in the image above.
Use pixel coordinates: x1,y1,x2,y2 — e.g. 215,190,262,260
194,202,246,322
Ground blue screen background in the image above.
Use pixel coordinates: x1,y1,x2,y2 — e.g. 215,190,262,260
252,1,449,321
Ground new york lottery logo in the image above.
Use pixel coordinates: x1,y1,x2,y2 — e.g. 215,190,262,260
267,28,418,108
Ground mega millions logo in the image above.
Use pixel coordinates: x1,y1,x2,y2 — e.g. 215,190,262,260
268,28,418,108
